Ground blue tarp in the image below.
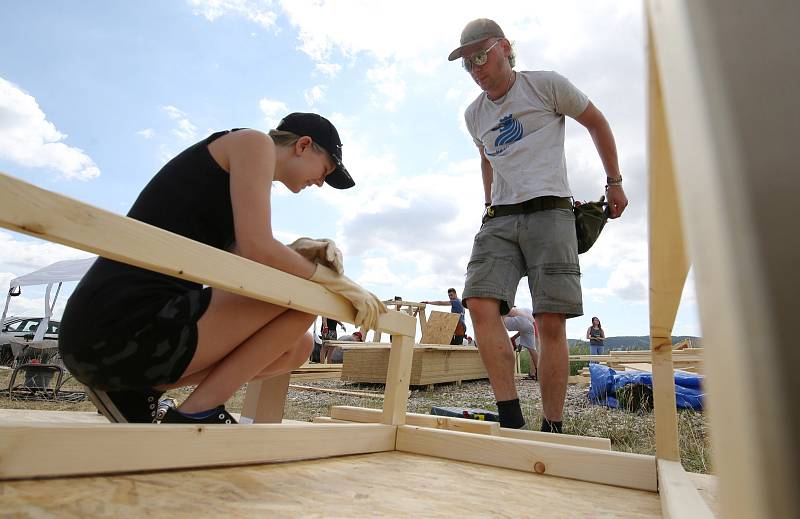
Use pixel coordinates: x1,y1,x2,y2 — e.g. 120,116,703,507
587,363,704,411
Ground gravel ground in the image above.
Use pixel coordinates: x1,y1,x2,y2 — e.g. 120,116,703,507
0,368,711,474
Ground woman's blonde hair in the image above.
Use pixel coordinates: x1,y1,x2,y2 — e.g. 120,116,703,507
268,130,326,154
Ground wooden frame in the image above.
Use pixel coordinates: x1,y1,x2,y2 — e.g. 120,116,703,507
2,2,797,515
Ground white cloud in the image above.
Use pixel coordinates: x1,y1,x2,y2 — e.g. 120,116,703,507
303,84,326,107
259,97,289,129
0,77,100,180
366,63,405,111
187,0,278,28
162,105,198,141
137,128,155,139
0,231,91,273
356,257,402,286
181,0,687,335
315,62,342,78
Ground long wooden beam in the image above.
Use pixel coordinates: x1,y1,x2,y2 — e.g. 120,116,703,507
657,460,714,519
0,173,416,337
647,16,686,462
648,0,799,517
0,423,396,479
331,406,611,450
381,334,414,425
396,426,656,491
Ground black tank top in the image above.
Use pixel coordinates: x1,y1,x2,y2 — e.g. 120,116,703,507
63,130,238,326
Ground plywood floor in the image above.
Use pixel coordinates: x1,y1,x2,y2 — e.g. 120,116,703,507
2,451,663,518
0,410,719,518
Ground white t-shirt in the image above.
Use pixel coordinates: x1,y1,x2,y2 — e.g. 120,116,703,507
465,71,589,205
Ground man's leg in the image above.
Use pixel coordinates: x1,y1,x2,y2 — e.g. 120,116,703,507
536,312,568,430
469,298,525,428
469,298,517,400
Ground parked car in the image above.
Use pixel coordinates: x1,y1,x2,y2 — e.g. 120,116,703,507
0,317,60,365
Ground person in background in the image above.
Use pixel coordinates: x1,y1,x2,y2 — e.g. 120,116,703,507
586,316,605,362
503,307,538,380
321,317,346,341
328,329,364,364
422,288,467,345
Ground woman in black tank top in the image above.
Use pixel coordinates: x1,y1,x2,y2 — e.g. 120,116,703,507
59,112,367,424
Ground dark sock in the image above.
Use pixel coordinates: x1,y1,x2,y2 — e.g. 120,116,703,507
540,418,563,434
177,407,218,419
497,399,525,429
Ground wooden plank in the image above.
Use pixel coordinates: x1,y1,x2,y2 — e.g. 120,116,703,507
0,172,416,337
331,406,611,450
311,416,351,424
658,460,714,518
341,346,486,386
620,363,653,372
334,406,499,436
420,311,459,345
288,384,385,400
381,334,414,425
648,1,800,517
396,426,656,492
647,20,686,461
0,423,396,479
240,373,290,424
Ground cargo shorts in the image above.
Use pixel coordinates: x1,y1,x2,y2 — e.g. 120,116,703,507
462,208,583,318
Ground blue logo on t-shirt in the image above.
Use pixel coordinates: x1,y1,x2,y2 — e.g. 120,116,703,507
486,114,523,156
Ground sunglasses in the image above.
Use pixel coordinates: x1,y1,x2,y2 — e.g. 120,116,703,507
462,39,502,71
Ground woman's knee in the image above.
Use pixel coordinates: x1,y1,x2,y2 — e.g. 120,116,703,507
295,331,314,358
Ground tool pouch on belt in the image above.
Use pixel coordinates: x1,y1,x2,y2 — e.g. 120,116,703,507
482,195,608,254
573,196,609,254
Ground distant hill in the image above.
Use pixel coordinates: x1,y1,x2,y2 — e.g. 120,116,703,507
568,336,701,353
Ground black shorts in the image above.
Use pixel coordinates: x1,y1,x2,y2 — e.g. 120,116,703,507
59,287,212,391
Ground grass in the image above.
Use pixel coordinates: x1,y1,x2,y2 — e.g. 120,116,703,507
0,365,712,474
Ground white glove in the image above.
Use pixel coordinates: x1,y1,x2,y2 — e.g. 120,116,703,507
310,264,387,331
288,237,344,275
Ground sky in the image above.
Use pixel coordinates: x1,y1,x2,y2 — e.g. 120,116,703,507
0,0,700,341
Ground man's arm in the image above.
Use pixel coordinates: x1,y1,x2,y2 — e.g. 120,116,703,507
479,146,493,206
574,101,629,219
421,300,450,306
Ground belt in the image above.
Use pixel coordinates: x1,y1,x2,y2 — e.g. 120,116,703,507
485,196,573,221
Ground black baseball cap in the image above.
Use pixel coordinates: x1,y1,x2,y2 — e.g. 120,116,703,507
276,112,355,189
447,18,505,61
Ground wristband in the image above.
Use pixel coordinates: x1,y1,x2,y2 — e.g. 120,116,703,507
606,176,623,185
485,202,492,207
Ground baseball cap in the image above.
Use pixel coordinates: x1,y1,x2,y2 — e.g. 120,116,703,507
276,112,355,189
447,18,505,61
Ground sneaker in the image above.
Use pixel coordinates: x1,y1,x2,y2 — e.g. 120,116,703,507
161,405,238,424
156,397,177,421
86,387,163,423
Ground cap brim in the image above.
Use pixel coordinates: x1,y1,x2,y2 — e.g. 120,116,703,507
324,161,355,189
447,36,492,61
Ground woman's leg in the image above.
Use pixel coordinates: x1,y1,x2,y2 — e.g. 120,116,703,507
157,288,315,413
528,348,539,378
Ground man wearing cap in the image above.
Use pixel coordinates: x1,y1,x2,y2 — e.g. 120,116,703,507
449,19,628,432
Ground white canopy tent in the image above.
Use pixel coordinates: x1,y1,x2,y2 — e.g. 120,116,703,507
1,257,96,341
